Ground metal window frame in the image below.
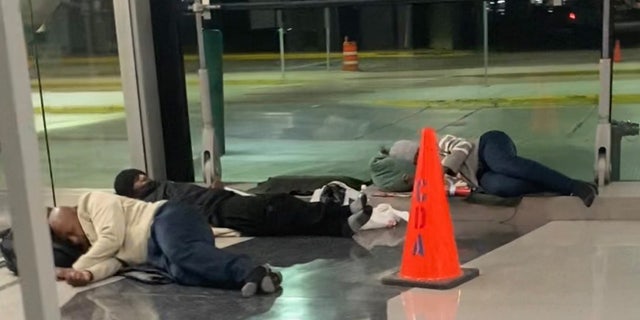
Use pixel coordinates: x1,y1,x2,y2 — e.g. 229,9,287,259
595,0,613,186
0,0,60,319
113,0,167,180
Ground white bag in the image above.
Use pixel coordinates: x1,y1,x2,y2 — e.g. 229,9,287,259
310,181,362,205
361,204,408,230
310,181,408,231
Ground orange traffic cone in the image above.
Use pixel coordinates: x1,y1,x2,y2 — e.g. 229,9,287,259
614,40,622,63
382,128,479,289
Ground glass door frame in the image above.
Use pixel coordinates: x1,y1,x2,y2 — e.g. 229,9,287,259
0,0,60,318
113,0,167,180
0,0,168,317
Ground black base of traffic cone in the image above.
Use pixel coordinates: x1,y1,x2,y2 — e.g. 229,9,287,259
382,267,479,290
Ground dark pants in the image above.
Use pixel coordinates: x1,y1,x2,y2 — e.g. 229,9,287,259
147,201,254,289
216,194,353,237
477,131,576,197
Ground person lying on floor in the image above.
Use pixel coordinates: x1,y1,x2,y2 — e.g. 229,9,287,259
113,169,373,237
375,130,598,207
48,191,281,296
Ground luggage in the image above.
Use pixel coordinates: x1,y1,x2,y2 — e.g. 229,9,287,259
0,228,83,275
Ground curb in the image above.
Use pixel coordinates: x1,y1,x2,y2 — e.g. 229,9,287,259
43,50,471,65
31,69,640,91
371,94,640,109
30,78,294,91
32,94,640,114
475,68,640,79
33,106,125,114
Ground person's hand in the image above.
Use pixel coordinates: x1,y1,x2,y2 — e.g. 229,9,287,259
65,270,93,287
55,267,73,281
211,179,224,190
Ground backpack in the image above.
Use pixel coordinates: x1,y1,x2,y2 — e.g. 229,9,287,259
0,228,83,275
369,153,416,192
318,183,347,206
311,181,362,206
0,229,17,273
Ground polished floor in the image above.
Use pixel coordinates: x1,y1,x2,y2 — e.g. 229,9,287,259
52,220,640,320
388,221,640,320
5,189,640,319
56,220,524,320
1,190,547,320
4,29,640,319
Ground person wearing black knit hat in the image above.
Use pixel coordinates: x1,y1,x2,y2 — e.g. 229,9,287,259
113,169,146,198
113,169,373,237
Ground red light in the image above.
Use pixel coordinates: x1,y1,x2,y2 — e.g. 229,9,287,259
569,12,576,20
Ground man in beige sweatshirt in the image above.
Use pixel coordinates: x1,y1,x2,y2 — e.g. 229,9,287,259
48,191,281,297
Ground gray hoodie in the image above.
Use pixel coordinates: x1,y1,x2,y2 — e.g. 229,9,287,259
389,135,481,189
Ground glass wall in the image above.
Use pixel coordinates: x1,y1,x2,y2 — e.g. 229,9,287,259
0,156,8,232
476,1,602,181
0,0,130,211
185,4,486,182
183,2,607,184
611,0,640,180
28,0,129,191
7,0,630,191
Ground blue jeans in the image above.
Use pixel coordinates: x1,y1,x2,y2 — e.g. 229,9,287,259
477,131,576,197
147,201,254,289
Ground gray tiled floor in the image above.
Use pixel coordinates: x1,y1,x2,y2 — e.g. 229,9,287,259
5,185,640,319
56,220,531,320
45,189,548,320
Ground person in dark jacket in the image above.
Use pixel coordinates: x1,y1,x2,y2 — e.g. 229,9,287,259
113,169,372,237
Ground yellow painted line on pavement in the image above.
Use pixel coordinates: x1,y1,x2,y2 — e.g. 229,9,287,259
371,94,640,109
33,106,125,114
212,50,471,61
31,84,125,92
473,68,640,78
224,79,291,86
30,78,297,91
36,50,471,65
34,114,126,133
34,94,640,115
26,94,640,115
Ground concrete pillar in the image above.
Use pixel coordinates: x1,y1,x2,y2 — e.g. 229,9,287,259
427,3,462,50
396,4,413,49
283,9,324,52
359,6,395,50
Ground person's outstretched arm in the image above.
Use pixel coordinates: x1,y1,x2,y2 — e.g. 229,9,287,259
438,134,473,176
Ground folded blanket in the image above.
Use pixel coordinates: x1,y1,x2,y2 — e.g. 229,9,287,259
212,227,241,237
248,175,369,196
119,265,172,285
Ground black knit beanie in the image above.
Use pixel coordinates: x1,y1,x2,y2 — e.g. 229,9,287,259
114,169,146,197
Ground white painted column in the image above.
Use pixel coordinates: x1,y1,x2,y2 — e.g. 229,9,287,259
0,0,60,319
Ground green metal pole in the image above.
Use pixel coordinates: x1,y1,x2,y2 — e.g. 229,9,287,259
203,29,225,155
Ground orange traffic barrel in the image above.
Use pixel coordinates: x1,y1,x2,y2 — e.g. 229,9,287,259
342,36,359,71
